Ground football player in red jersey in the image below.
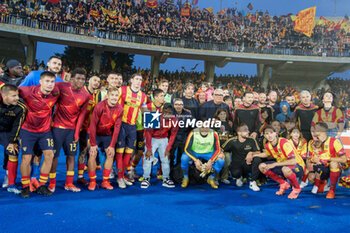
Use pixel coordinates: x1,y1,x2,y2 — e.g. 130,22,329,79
48,68,90,193
77,75,101,185
18,71,60,198
88,87,123,190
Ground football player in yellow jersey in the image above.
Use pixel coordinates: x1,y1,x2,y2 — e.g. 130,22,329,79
115,74,147,188
252,125,305,199
308,122,347,199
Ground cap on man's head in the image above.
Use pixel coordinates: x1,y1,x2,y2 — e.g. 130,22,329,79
6,60,21,70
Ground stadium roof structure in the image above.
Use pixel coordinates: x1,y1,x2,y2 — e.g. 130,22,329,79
0,23,349,89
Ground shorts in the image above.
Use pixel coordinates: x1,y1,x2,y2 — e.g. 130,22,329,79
116,122,137,150
313,164,330,180
52,127,76,157
20,129,54,155
136,130,145,152
95,135,113,152
0,132,16,156
265,161,304,179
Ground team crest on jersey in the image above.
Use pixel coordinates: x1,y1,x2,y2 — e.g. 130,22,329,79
112,114,117,120
23,147,27,152
244,145,252,150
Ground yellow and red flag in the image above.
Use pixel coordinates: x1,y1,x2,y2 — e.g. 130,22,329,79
281,26,286,37
181,8,190,16
204,7,213,14
88,9,100,18
294,6,316,37
217,8,227,15
146,0,157,8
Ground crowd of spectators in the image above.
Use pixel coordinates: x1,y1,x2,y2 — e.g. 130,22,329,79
3,57,348,111
0,0,349,56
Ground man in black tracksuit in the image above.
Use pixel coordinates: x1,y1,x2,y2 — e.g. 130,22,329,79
222,124,262,191
0,60,25,188
233,92,261,138
0,84,27,193
170,98,194,169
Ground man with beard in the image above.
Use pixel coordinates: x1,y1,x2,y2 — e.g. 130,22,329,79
268,90,280,118
20,56,63,86
223,124,262,191
0,60,26,86
285,94,297,113
77,75,101,185
233,92,261,139
258,92,273,124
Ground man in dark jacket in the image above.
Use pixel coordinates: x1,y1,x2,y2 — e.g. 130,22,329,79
199,89,232,121
170,98,194,169
0,84,26,194
0,60,26,87
0,60,25,189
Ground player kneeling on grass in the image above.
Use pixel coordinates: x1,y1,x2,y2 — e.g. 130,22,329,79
307,122,347,199
0,84,26,195
88,88,123,191
181,122,225,189
307,138,331,194
224,124,262,191
141,103,179,188
253,125,305,199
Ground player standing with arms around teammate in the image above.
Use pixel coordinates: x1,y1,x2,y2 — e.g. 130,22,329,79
48,68,90,193
18,71,60,198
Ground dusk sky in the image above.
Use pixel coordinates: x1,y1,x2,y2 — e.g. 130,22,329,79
36,0,350,78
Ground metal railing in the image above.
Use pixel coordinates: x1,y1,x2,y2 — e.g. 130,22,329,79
1,14,349,57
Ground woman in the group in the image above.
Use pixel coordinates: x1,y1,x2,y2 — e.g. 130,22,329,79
288,127,307,160
197,91,207,106
214,108,233,145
